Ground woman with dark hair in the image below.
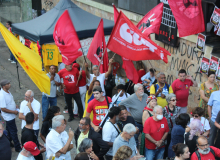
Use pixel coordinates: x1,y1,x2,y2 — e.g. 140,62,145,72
172,143,190,160
168,113,190,158
199,71,219,118
40,106,60,142
74,152,90,160
136,61,146,83
102,107,121,160
188,107,210,136
141,68,156,95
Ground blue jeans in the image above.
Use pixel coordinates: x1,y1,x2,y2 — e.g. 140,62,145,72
6,119,21,150
42,95,57,120
134,121,143,147
145,147,165,160
9,50,17,62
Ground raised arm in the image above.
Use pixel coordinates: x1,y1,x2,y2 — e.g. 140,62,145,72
85,63,90,79
105,58,113,78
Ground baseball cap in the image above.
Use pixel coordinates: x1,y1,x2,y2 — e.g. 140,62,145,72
23,141,40,156
0,79,11,87
93,86,102,92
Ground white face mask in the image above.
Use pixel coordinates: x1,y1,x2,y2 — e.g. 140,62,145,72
157,115,163,120
198,147,210,155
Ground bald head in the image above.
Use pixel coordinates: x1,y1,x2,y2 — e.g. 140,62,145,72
197,136,208,144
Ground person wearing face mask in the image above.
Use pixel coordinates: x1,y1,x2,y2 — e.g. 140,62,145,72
0,122,11,160
102,107,121,160
168,113,190,158
143,105,169,160
119,83,148,147
191,136,220,160
150,72,173,108
74,117,109,160
172,143,190,160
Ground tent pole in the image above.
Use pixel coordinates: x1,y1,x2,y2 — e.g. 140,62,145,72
16,61,21,89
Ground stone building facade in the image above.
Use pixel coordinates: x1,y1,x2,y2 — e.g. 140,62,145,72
41,0,214,111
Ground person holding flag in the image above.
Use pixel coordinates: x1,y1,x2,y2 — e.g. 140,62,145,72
85,59,113,96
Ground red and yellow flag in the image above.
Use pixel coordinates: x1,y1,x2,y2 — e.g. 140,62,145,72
0,23,50,94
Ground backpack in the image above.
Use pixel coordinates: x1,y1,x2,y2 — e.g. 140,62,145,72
195,148,215,160
105,73,116,90
154,83,170,95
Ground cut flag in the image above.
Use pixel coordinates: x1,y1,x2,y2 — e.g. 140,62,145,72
137,3,163,37
122,57,139,84
113,4,139,82
0,23,50,94
168,0,205,37
107,12,171,63
87,19,109,73
53,10,82,65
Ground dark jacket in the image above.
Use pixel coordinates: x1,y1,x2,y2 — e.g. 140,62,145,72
74,127,109,160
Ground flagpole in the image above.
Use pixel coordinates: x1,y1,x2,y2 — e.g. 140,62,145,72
97,47,107,75
76,60,85,86
81,47,87,63
16,61,21,89
148,60,154,69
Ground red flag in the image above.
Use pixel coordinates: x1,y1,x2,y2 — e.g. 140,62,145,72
107,12,171,63
53,10,82,65
137,3,163,37
168,0,205,37
122,57,139,84
113,4,119,24
87,19,109,73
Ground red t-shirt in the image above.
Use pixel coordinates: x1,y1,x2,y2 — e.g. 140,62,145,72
191,146,220,160
143,117,169,149
78,70,86,87
58,67,79,94
87,97,112,126
138,69,146,83
171,79,193,107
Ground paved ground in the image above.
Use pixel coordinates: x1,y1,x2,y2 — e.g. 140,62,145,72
0,34,79,159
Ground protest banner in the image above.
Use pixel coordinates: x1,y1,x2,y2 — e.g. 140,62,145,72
200,57,210,74
209,56,219,73
216,63,220,80
210,7,220,26
196,33,206,51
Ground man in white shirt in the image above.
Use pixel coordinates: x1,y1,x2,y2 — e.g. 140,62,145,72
46,115,74,160
42,65,61,119
0,79,21,152
19,90,40,137
16,141,40,160
85,58,113,95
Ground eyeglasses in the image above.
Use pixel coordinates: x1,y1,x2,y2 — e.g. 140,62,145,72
79,123,86,126
170,99,177,102
198,143,209,147
193,115,199,118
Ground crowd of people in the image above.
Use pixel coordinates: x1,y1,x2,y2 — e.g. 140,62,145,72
1,59,220,160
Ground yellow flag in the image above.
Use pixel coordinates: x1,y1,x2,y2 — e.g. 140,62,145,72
0,23,50,94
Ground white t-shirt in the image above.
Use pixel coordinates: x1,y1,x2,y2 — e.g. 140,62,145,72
20,99,40,130
102,120,120,156
89,73,106,95
43,73,60,97
112,93,130,106
16,153,35,160
188,117,210,132
0,90,16,121
46,129,66,160
60,131,73,160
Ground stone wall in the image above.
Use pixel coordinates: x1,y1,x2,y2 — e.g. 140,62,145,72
41,0,213,111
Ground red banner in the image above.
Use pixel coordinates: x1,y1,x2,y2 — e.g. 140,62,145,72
137,3,163,37
122,57,139,84
107,12,171,63
168,0,205,37
113,4,119,24
87,19,109,73
53,10,82,65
